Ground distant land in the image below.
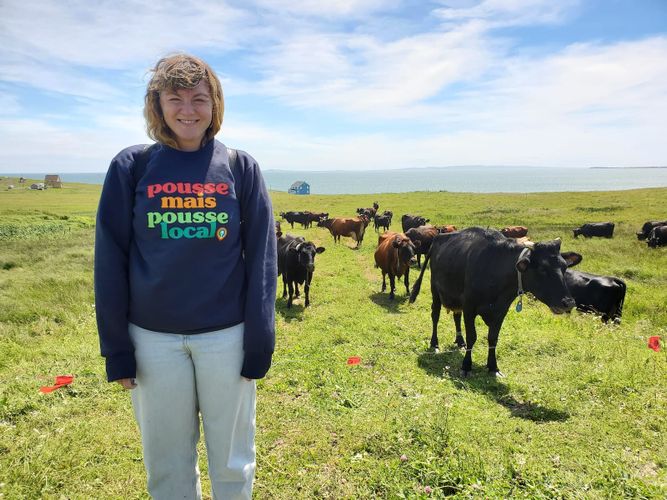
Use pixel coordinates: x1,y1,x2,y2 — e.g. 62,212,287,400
2,165,666,194
590,166,667,169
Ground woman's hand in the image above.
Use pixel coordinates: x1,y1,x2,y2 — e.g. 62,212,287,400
116,378,137,390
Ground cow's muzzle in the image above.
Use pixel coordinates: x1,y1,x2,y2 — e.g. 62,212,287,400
550,297,576,314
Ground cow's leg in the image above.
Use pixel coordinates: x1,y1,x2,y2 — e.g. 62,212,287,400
381,272,387,292
453,312,465,348
485,315,506,377
287,281,294,308
282,276,288,298
461,309,477,376
304,273,312,307
403,269,410,296
295,283,300,298
389,274,396,300
430,289,441,351
417,254,422,268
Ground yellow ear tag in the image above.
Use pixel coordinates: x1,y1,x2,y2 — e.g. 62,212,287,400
216,227,227,241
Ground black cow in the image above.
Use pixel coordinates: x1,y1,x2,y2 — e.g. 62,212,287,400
648,225,667,248
277,234,325,308
573,222,614,238
410,227,581,377
637,221,667,241
305,211,329,228
374,211,393,232
401,214,430,233
356,202,380,219
280,211,307,229
565,270,626,324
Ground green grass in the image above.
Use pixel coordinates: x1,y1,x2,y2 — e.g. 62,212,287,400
1,176,666,498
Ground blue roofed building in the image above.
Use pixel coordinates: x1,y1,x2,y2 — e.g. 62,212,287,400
288,181,310,195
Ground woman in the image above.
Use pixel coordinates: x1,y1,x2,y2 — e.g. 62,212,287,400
94,53,277,499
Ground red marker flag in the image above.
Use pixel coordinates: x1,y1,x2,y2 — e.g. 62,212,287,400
40,375,74,393
648,336,661,352
347,356,361,365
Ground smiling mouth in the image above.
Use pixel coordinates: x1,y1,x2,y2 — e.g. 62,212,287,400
178,119,198,124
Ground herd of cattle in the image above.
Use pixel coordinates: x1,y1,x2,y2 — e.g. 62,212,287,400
275,205,665,376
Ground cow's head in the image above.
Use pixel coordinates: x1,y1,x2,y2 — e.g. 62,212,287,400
393,235,418,264
516,239,582,314
373,201,379,210
290,242,325,272
572,227,582,238
317,218,332,228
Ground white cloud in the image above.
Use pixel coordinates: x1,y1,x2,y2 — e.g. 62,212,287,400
0,0,248,68
434,0,580,26
249,0,399,18
251,21,497,115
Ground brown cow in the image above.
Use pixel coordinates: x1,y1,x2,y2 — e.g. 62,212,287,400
318,216,369,248
500,225,528,238
436,224,457,234
374,232,419,299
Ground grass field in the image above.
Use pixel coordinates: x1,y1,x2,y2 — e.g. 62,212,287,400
0,176,665,498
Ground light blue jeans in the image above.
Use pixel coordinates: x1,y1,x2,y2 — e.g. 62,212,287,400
129,322,256,500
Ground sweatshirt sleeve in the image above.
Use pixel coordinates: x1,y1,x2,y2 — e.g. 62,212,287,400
236,150,277,379
94,150,137,382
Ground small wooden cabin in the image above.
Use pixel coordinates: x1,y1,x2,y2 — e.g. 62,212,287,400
44,174,63,188
288,181,310,195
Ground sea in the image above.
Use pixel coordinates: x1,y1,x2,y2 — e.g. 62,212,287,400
4,166,667,194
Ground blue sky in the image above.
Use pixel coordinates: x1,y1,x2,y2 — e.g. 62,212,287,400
1,0,666,172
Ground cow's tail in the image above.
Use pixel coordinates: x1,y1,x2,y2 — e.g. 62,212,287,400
409,247,432,303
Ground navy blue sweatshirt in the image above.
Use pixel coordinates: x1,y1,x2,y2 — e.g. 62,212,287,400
94,139,277,381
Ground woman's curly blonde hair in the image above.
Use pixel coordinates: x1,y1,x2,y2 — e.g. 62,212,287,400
144,53,224,149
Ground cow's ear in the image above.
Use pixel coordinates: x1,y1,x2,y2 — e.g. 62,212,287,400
392,236,402,247
516,254,531,272
316,247,325,254
562,251,582,268
276,231,283,238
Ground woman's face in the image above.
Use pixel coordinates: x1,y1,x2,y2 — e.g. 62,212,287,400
159,80,213,151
